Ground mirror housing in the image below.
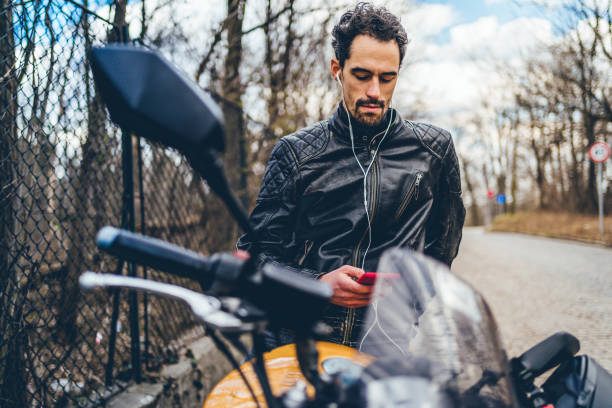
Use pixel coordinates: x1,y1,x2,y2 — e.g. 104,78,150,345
89,44,255,237
89,44,225,155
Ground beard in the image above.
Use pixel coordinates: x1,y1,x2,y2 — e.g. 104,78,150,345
352,98,388,128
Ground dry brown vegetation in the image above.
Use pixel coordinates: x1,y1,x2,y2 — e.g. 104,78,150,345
489,211,612,246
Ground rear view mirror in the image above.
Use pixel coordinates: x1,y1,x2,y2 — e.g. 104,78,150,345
89,44,254,237
89,44,225,156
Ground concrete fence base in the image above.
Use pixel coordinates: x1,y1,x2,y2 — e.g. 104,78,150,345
107,335,238,408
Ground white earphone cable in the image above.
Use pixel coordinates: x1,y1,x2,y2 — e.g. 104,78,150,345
336,72,405,354
335,71,393,270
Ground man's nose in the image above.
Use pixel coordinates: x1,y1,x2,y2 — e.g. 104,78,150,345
366,78,380,100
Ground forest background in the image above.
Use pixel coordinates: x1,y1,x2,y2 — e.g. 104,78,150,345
128,0,612,244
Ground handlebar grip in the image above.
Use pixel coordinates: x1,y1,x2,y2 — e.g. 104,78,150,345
97,226,215,288
513,331,580,382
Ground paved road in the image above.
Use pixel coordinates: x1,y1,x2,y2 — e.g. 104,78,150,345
452,227,612,372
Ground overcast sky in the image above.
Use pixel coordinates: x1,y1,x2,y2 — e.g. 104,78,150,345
396,0,557,131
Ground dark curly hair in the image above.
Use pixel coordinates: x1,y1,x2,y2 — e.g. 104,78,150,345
332,2,409,67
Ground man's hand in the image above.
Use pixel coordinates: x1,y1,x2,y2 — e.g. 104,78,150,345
318,265,374,308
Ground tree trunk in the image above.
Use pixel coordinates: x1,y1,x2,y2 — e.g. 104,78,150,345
531,136,547,210
554,137,565,206
0,0,16,287
567,113,582,211
496,173,507,213
223,0,247,205
575,28,599,213
509,130,519,214
204,0,247,252
56,0,127,341
461,159,482,225
0,3,28,406
584,113,598,213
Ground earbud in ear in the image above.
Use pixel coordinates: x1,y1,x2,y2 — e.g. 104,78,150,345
335,71,343,89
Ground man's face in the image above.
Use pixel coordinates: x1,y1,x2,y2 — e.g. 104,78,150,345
332,34,400,127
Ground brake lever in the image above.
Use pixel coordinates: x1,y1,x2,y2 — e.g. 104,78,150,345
80,272,251,332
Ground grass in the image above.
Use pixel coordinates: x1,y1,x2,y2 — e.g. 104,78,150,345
489,211,612,246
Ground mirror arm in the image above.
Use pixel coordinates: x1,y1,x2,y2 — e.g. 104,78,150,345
191,150,257,239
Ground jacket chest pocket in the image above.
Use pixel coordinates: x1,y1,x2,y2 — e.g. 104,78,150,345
394,172,423,221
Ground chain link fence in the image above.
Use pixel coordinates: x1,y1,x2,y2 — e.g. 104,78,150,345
1,2,214,406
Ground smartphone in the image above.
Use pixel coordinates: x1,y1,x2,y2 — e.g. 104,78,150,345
356,272,400,285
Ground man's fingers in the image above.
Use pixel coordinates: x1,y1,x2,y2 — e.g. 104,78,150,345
332,293,371,302
330,289,372,307
321,266,376,308
339,265,365,278
343,278,375,294
330,296,372,308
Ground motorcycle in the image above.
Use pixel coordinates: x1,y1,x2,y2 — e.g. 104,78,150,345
80,44,612,407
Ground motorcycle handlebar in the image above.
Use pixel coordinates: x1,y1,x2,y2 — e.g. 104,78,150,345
96,225,333,331
512,331,580,383
80,271,245,331
96,226,242,290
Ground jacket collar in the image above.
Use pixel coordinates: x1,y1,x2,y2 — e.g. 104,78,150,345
329,102,403,147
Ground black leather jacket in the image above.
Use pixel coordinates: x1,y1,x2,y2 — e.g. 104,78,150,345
238,104,465,347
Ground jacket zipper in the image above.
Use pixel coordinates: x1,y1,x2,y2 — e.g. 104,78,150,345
393,172,422,221
297,240,313,266
343,154,378,345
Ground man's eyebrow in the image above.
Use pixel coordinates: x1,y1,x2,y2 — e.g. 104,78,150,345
351,68,372,75
350,67,397,76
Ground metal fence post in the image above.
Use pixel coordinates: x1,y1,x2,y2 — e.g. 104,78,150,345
105,24,142,385
137,138,150,370
122,128,142,383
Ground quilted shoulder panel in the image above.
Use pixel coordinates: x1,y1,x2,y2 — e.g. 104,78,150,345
445,140,462,194
281,120,329,165
257,139,299,200
412,122,452,160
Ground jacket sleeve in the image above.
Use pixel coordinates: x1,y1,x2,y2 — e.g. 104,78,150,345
237,139,322,279
423,136,466,267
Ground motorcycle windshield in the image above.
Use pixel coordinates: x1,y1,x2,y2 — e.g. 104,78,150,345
357,248,518,407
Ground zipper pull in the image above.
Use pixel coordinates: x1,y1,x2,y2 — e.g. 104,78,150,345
415,173,422,200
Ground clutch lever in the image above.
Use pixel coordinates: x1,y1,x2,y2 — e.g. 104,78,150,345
80,272,252,332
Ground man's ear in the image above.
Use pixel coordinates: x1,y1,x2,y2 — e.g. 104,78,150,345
330,58,342,80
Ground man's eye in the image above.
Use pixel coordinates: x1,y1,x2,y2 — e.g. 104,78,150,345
355,75,370,80
380,75,395,83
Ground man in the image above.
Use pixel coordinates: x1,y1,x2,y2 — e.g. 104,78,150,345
238,2,465,348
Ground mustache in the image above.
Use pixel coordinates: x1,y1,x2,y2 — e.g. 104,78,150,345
356,99,385,108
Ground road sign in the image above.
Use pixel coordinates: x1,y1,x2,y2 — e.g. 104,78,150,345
589,142,610,163
589,142,609,234
496,194,506,204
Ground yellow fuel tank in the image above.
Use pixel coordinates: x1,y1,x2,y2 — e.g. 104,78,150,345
203,342,373,408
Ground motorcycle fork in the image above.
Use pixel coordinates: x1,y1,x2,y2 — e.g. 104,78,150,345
252,333,282,408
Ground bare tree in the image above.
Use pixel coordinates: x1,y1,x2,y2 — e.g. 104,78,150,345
0,2,27,405
151,1,346,251
0,0,17,285
461,158,484,224
57,0,128,341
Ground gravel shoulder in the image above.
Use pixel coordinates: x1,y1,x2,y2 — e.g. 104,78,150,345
452,227,612,372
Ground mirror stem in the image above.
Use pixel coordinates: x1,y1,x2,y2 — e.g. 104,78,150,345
193,150,256,238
